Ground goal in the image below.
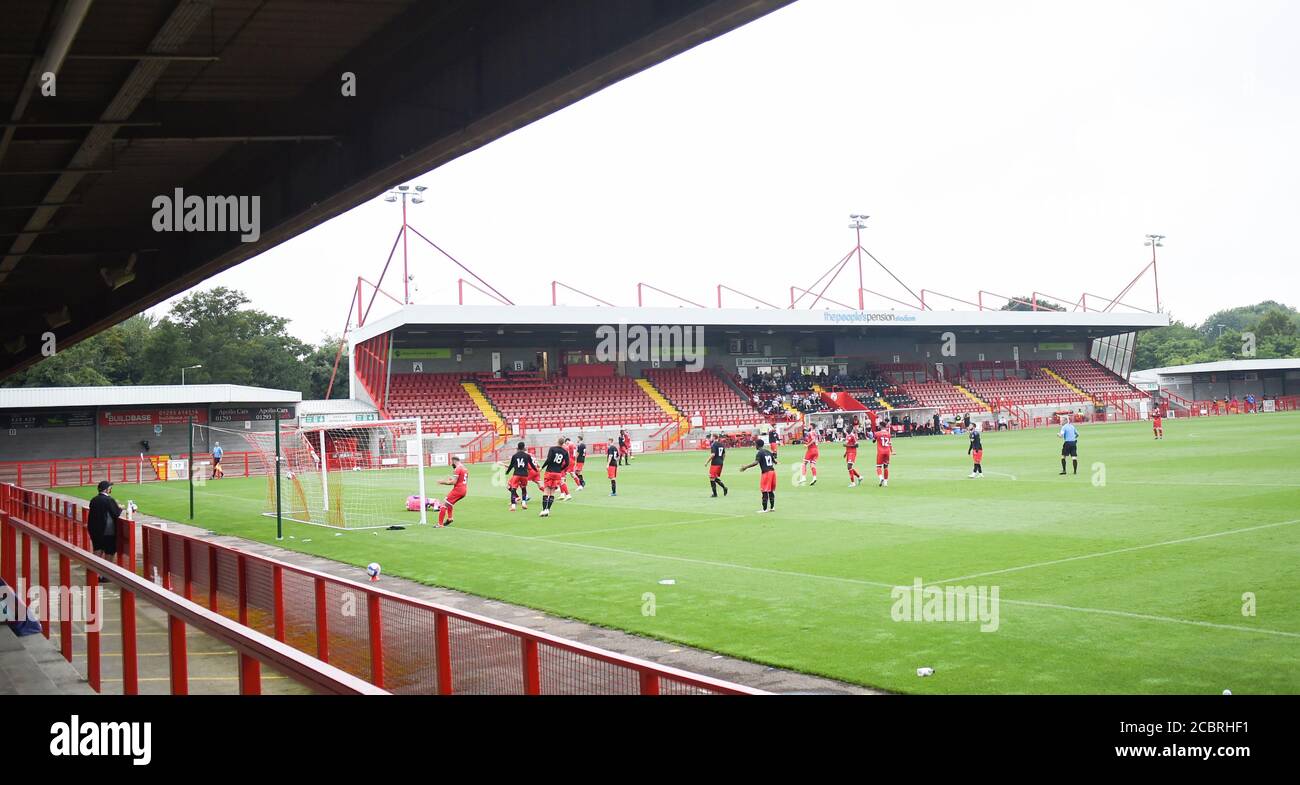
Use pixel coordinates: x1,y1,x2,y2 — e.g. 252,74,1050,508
226,419,428,529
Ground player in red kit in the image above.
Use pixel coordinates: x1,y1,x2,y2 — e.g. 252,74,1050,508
435,456,468,526
1152,411,1164,440
559,438,576,498
844,429,861,487
872,428,894,487
799,430,819,486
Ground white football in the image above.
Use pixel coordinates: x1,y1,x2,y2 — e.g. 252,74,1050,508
366,562,381,579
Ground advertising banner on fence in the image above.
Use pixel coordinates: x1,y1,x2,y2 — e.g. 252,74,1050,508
100,408,208,427
212,406,296,422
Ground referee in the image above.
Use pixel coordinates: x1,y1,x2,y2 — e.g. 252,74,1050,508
1058,418,1079,475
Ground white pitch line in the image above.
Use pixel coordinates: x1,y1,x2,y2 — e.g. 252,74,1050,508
532,512,747,540
931,518,1300,585
445,525,1300,639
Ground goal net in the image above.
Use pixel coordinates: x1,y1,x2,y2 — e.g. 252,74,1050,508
204,419,428,529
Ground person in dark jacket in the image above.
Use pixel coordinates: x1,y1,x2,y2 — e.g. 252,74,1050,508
86,480,122,566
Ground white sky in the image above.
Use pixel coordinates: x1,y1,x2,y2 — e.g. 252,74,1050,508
150,0,1300,343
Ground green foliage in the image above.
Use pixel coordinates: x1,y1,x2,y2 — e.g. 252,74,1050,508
3,288,345,399
1135,302,1300,369
999,295,1066,312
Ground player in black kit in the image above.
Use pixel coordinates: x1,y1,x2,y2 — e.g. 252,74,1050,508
706,434,729,497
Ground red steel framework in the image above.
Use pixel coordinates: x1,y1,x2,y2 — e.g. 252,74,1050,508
0,484,763,695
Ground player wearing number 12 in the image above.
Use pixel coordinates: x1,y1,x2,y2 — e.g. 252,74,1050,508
740,438,778,513
872,428,894,487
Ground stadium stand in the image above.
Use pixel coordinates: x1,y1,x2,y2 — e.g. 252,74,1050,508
644,368,767,426
898,381,979,415
479,374,671,430
384,373,492,434
1045,360,1145,399
960,367,1088,407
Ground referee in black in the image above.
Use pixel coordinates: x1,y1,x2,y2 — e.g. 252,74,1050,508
87,480,122,575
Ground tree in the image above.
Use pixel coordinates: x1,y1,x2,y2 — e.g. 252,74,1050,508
999,296,1066,312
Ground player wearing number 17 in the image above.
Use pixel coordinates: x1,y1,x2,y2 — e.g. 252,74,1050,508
706,434,729,497
435,456,468,527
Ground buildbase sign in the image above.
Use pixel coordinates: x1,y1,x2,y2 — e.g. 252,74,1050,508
100,408,208,427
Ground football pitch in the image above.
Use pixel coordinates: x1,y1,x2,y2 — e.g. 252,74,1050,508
62,414,1300,694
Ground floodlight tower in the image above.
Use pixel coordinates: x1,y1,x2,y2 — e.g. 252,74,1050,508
384,184,427,304
849,214,869,310
1144,234,1165,313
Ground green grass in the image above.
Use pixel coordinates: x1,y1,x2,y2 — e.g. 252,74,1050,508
62,414,1300,694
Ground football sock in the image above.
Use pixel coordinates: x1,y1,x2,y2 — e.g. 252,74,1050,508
610,480,617,494
761,492,769,511
561,482,570,495
766,491,775,510
1072,459,1078,474
1061,458,1067,473
716,478,727,493
710,479,717,496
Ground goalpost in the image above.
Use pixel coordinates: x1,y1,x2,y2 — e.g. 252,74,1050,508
199,418,428,530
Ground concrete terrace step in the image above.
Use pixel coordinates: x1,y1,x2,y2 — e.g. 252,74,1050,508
1,626,96,696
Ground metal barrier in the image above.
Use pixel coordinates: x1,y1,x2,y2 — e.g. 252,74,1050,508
0,498,384,695
1,483,762,695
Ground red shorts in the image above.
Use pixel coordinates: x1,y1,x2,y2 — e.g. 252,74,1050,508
972,449,983,463
618,446,629,456
876,451,891,465
1152,420,1162,429
759,471,776,492
528,468,540,483
445,488,466,506
543,471,565,490
606,465,618,479
508,475,529,490
804,449,818,462
575,461,585,472
844,449,857,463
708,464,723,479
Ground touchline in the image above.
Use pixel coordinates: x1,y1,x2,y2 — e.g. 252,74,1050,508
49,715,152,766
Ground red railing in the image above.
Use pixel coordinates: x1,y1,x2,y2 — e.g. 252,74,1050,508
0,486,384,695
1,483,762,696
0,450,268,490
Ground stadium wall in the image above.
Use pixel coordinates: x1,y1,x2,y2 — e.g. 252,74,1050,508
0,402,295,464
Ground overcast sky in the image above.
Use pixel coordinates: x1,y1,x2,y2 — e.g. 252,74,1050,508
150,0,1300,342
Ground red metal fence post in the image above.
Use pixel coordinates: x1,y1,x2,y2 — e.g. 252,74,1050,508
58,553,71,662
38,541,50,639
168,615,188,695
434,611,453,695
121,586,138,695
523,639,541,695
367,592,385,689
87,570,101,692
315,577,329,663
